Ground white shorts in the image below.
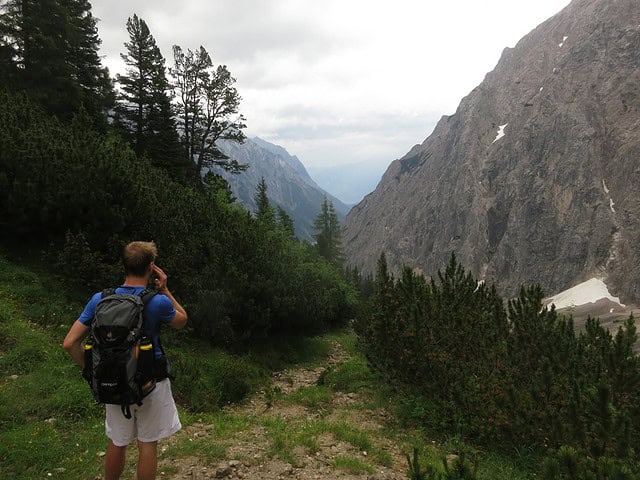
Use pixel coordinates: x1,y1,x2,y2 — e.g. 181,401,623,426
105,379,182,446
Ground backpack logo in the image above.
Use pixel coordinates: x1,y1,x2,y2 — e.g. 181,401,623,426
82,288,157,418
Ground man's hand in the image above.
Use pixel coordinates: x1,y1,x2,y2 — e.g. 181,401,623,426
152,263,188,328
152,264,168,293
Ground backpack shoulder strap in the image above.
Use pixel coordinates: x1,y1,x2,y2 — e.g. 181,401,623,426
139,289,156,306
101,287,117,299
137,289,157,331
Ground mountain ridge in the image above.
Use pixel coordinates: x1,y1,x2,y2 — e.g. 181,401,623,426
344,0,640,303
213,137,350,241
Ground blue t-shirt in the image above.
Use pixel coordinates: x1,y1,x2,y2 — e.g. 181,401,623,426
79,286,176,357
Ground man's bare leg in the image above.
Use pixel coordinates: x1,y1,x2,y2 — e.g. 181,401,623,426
105,440,127,480
137,440,158,480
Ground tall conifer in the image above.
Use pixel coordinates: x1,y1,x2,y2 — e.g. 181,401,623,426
313,196,344,265
171,44,247,181
115,14,189,181
277,206,295,238
255,177,275,225
0,0,113,122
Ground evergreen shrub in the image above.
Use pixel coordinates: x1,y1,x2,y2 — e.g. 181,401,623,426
0,89,356,345
357,253,640,474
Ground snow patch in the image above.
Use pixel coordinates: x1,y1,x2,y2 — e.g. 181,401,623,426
546,278,625,310
492,124,508,144
603,179,616,213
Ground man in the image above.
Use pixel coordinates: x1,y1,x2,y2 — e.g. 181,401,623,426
63,241,187,480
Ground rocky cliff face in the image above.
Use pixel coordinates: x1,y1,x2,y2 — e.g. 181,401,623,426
344,0,640,302
213,138,350,241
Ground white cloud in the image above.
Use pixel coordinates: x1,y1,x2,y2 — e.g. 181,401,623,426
92,0,571,168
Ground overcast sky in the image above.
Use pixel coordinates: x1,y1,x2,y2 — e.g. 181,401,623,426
91,0,571,171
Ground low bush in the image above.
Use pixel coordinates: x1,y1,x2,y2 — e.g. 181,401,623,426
357,253,640,474
171,347,266,412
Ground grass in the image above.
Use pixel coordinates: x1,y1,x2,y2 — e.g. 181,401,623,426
261,415,389,468
333,455,375,474
285,385,333,410
0,254,107,478
165,412,252,463
374,449,394,468
475,453,536,480
320,356,375,393
1,417,107,478
325,330,360,356
166,437,227,463
262,416,300,465
326,420,373,451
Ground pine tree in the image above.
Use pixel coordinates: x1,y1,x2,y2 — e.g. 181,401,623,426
0,0,113,122
312,196,344,265
254,177,275,225
406,448,429,480
115,14,158,156
171,44,247,181
375,252,392,292
63,0,113,120
115,14,189,181
0,0,65,105
203,171,235,204
277,206,295,238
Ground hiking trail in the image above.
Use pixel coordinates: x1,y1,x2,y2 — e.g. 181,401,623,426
155,341,415,480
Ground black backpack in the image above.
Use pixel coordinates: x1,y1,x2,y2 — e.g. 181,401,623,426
82,288,157,418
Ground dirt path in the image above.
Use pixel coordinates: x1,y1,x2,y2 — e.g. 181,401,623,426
156,342,412,480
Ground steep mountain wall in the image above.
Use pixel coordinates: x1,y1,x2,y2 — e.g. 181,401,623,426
344,0,640,302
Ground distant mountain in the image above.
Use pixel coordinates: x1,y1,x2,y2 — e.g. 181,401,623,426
307,161,388,205
211,138,351,241
250,137,312,182
344,0,640,304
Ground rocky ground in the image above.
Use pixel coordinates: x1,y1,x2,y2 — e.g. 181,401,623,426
153,341,417,480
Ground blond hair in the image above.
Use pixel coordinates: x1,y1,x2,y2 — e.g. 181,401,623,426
123,241,157,277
